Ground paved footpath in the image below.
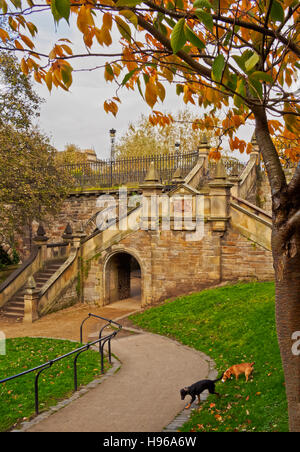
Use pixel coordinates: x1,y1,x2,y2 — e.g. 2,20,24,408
20,328,213,432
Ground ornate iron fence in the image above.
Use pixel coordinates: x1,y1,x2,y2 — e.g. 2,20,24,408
62,151,199,188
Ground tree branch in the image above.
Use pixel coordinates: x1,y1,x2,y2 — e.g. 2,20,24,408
144,1,300,58
288,162,300,199
136,13,212,79
280,208,300,247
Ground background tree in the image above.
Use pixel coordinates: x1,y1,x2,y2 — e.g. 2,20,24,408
54,143,89,165
0,125,73,252
115,109,218,157
0,0,299,430
0,17,73,255
0,16,42,130
0,51,42,130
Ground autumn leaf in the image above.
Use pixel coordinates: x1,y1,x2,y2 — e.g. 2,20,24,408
116,0,142,5
145,78,158,108
53,0,70,23
156,81,166,102
20,58,29,76
0,28,9,42
212,54,225,82
77,5,94,34
194,9,213,32
119,10,138,28
103,12,113,30
170,18,187,54
270,0,285,23
245,52,260,72
115,16,132,42
104,63,114,82
184,24,205,50
104,100,118,116
45,71,53,92
19,34,35,50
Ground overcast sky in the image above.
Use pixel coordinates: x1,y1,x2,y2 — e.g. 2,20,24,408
31,13,254,161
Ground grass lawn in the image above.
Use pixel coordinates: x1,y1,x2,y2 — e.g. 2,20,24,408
130,281,289,432
0,337,110,431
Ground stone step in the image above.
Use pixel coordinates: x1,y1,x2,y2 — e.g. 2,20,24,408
3,306,24,314
2,259,67,320
35,277,52,282
2,311,23,320
7,301,24,308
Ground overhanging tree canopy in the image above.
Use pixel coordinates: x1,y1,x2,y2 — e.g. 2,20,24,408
0,0,298,161
0,0,300,431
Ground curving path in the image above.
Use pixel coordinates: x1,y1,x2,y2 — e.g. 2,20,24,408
19,329,211,432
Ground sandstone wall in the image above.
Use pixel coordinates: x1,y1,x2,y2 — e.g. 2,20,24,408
81,221,274,308
221,227,274,281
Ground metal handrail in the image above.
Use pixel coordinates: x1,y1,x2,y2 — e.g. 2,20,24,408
0,314,122,415
80,313,122,342
79,313,122,372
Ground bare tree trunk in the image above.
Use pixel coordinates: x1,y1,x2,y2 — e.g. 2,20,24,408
254,106,300,431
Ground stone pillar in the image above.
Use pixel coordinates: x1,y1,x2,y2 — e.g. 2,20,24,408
171,167,185,186
62,223,73,243
70,223,86,304
23,276,39,323
250,132,260,165
139,162,163,231
198,134,210,172
33,224,48,264
229,162,242,198
208,159,233,233
62,223,73,256
72,223,86,249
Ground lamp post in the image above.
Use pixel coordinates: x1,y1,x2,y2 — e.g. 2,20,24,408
109,128,116,161
175,141,180,168
109,128,116,187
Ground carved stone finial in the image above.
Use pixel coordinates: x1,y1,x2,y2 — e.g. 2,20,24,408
34,224,48,242
26,275,36,291
230,162,240,178
139,161,163,193
201,133,208,145
144,161,160,183
65,223,73,235
62,223,73,241
214,159,227,179
251,132,258,148
172,167,185,185
198,133,210,156
75,221,84,234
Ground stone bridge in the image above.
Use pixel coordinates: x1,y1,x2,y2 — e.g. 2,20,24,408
0,137,276,321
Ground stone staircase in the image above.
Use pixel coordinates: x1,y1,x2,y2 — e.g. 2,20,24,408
0,259,65,321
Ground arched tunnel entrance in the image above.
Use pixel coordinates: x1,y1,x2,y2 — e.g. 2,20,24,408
105,252,142,304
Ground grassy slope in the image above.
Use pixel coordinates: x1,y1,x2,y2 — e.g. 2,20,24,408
0,337,109,431
130,282,288,432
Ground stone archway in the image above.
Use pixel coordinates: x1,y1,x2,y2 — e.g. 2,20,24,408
105,251,142,305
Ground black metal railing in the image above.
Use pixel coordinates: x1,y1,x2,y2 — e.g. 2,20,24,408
0,314,122,415
62,151,199,188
